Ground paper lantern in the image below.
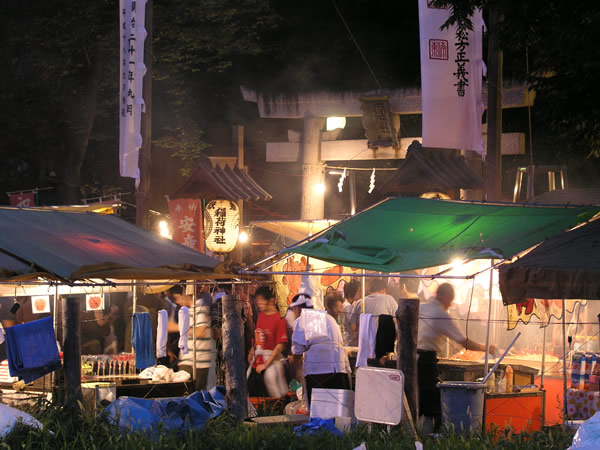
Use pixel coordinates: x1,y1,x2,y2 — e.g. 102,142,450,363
204,200,240,253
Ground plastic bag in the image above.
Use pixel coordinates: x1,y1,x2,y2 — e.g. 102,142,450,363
301,310,328,341
294,417,343,437
0,403,42,437
570,411,600,449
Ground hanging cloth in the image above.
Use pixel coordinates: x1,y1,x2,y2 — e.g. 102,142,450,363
5,317,61,383
356,314,377,368
156,309,168,359
132,312,155,370
178,307,190,355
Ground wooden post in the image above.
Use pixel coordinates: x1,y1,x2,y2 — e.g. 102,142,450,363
222,293,247,421
64,297,82,403
396,298,419,422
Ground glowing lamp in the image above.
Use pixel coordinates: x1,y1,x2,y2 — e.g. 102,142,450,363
326,116,346,131
204,200,240,253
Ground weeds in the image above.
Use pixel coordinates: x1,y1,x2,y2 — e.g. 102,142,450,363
0,399,576,449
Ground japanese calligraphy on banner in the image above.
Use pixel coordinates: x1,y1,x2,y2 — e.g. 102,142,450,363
204,200,239,253
8,191,35,207
418,0,485,153
167,198,204,253
119,0,147,184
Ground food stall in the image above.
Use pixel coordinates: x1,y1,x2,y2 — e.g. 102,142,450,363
500,218,600,425
243,197,599,430
0,207,243,406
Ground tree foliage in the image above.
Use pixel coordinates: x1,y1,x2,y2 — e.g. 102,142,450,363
0,0,278,204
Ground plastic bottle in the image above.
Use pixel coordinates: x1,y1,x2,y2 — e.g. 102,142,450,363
505,365,514,393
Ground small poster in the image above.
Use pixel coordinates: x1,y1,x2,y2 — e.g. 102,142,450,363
86,294,105,311
31,296,50,314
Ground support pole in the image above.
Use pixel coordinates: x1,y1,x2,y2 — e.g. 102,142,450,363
541,325,547,389
484,260,494,375
193,286,197,382
361,269,366,314
348,170,357,216
64,297,82,403
223,293,247,421
396,297,419,422
562,299,568,420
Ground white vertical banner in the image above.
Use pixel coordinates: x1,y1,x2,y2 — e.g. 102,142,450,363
119,0,147,184
418,0,485,153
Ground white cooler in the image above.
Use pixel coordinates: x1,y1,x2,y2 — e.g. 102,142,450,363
309,388,355,420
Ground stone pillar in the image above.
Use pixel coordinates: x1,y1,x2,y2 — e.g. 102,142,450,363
301,116,325,220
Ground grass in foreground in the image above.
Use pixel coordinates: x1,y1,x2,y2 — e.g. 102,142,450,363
1,399,575,449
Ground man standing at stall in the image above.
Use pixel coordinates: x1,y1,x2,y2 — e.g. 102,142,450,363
417,283,498,432
169,285,215,392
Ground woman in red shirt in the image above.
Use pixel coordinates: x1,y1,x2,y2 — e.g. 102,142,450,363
248,286,288,398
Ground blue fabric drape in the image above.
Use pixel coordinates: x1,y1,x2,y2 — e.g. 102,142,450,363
132,312,155,370
5,317,61,383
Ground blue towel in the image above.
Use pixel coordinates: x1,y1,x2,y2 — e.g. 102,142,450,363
4,317,61,384
132,312,155,370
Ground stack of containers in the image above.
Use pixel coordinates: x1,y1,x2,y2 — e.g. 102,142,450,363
571,352,600,392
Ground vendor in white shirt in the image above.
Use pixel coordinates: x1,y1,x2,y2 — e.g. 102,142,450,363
291,292,351,408
417,283,498,431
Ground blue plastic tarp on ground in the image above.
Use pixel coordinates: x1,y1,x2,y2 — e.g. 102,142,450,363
106,385,226,433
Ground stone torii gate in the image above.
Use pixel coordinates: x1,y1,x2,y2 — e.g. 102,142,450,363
242,83,532,219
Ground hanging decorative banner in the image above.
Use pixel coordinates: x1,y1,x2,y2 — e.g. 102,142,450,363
119,0,147,184
418,0,485,153
167,198,204,252
368,168,376,194
31,296,50,314
204,200,239,253
506,299,586,330
272,254,361,312
86,294,105,312
8,192,35,207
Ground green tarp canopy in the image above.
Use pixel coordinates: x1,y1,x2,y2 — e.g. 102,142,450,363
283,197,599,273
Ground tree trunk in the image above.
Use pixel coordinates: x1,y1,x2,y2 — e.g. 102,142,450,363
222,294,247,421
57,41,106,204
396,298,419,422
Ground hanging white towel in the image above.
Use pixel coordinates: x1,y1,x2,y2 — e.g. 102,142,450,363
156,309,168,358
356,314,376,368
178,307,190,355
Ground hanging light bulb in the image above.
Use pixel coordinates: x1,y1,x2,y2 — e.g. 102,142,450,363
368,168,376,194
338,168,347,193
